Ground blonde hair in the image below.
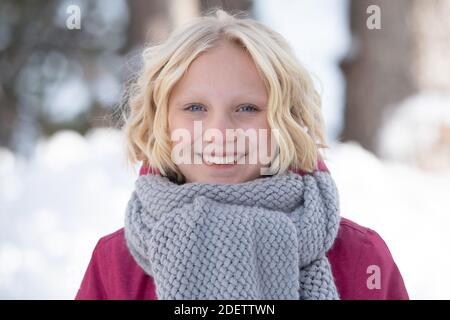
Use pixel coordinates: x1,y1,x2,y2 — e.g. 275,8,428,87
121,8,328,181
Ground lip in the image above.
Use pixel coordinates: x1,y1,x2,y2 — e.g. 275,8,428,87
197,153,247,167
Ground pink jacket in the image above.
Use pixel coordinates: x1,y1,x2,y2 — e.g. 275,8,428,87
75,164,409,300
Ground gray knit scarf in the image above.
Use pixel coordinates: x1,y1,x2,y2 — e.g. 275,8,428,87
124,170,341,300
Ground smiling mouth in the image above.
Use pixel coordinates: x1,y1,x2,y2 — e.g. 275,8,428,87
198,153,247,165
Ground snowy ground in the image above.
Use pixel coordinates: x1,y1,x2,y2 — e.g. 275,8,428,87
0,129,138,299
325,141,450,300
0,128,449,299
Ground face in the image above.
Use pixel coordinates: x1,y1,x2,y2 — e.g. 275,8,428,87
167,41,272,184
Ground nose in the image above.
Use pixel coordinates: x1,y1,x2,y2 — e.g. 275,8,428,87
202,109,238,154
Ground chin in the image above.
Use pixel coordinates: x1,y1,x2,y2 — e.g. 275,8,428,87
183,168,260,184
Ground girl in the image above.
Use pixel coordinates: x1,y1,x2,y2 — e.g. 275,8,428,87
75,9,408,300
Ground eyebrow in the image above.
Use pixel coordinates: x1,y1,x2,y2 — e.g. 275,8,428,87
174,90,267,106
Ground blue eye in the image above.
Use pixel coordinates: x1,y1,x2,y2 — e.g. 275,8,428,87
184,104,205,112
238,105,259,112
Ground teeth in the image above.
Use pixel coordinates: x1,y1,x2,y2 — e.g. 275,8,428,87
202,154,244,165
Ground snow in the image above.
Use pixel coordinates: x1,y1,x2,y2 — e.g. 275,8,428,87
325,141,450,300
1,128,449,299
377,91,450,170
0,128,138,299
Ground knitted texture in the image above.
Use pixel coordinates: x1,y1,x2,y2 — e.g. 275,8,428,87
124,170,341,300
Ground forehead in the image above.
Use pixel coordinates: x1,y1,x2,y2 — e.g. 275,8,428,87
170,42,267,100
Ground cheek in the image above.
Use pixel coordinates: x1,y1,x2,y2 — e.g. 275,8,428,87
168,111,193,139
169,127,198,163
246,117,271,146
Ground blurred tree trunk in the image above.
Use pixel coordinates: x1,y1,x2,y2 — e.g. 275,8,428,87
125,0,171,51
340,0,450,153
200,0,253,16
125,0,253,52
0,90,17,149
